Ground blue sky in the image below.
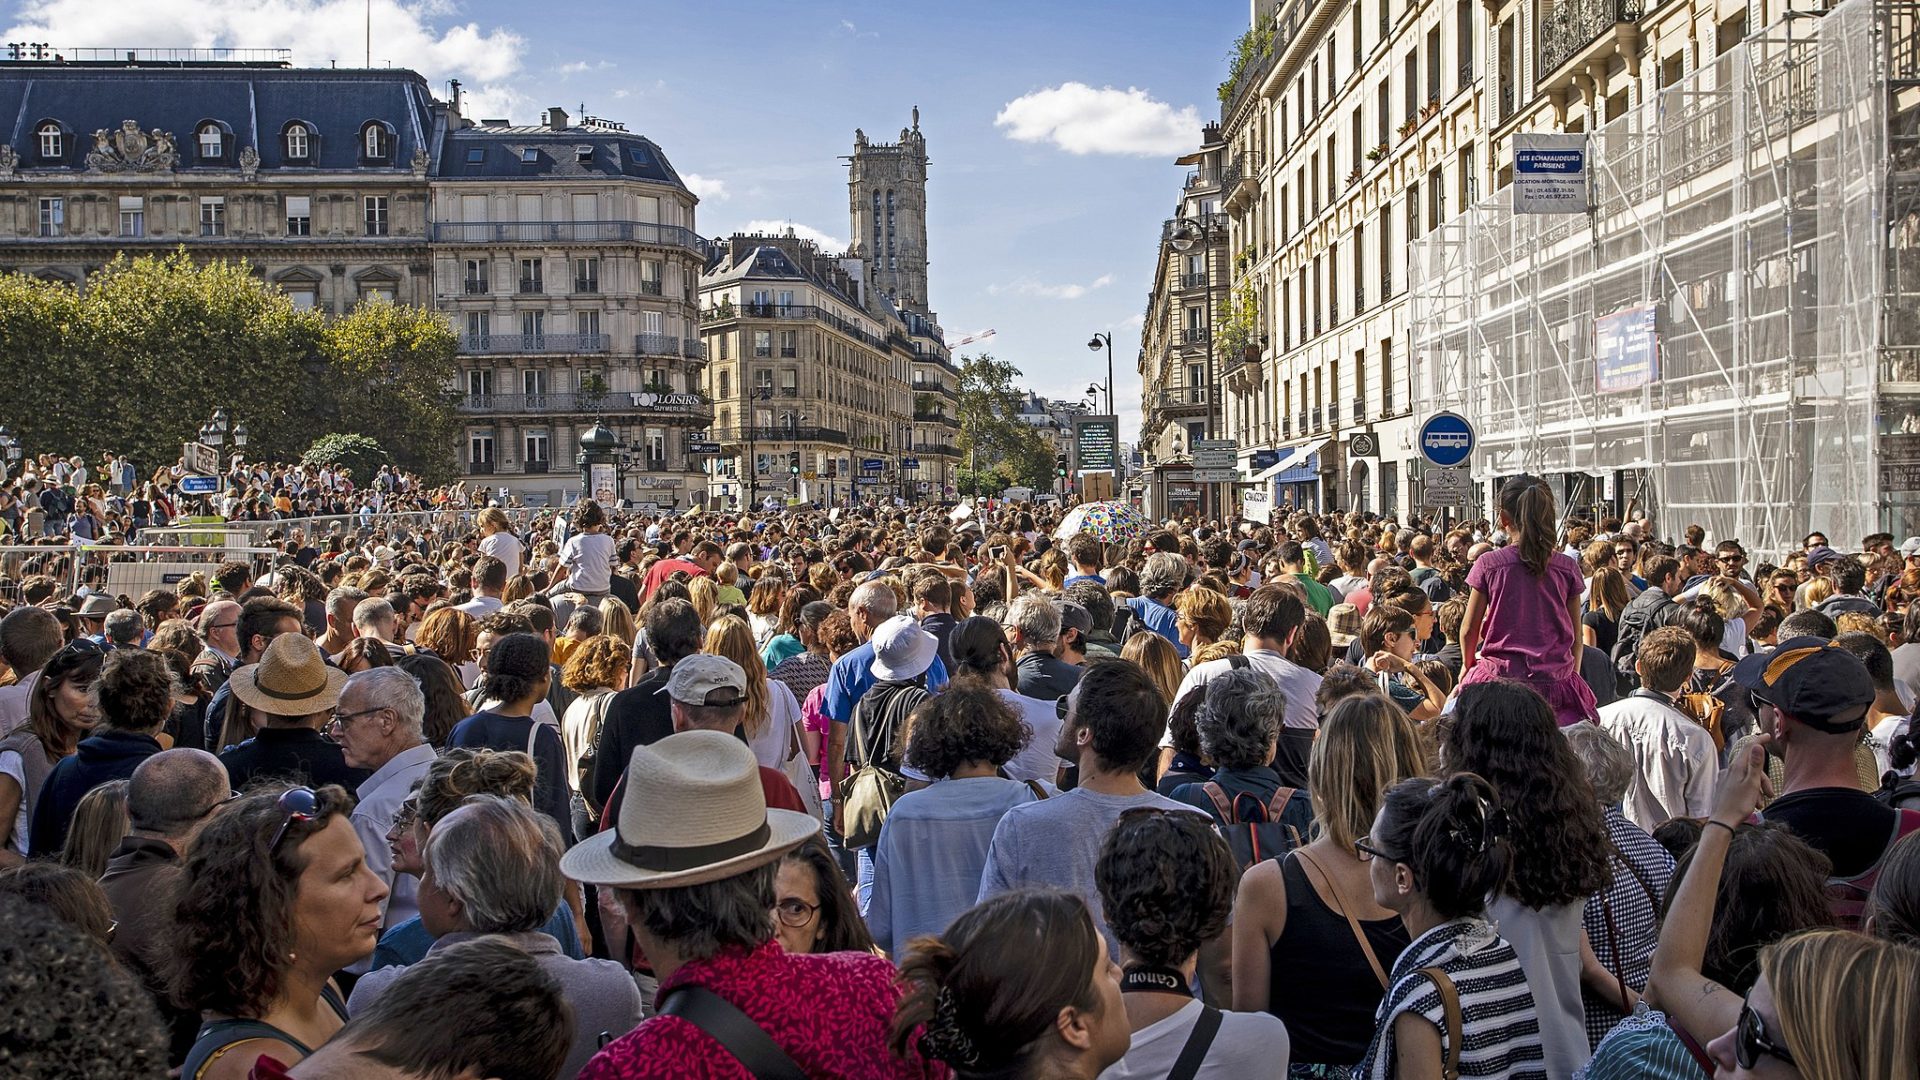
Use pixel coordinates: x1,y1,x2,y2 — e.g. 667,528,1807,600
6,0,1248,440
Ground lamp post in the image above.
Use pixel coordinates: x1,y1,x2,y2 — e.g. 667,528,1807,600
1086,332,1114,423
1167,212,1219,522
195,407,249,510
0,426,19,482
743,385,771,510
782,411,809,500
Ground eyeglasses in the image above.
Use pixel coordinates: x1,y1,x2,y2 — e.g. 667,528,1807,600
324,706,383,737
391,799,419,833
1353,836,1397,863
267,786,320,854
206,621,238,631
1735,1000,1795,1069
199,790,243,819
772,897,820,928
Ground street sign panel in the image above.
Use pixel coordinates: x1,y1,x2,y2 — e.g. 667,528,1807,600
1074,416,1118,471
1192,450,1236,469
1420,466,1471,507
182,442,218,476
1417,411,1476,469
1193,439,1236,451
178,474,219,496
861,458,884,471
1190,468,1239,482
901,457,920,469
686,441,721,455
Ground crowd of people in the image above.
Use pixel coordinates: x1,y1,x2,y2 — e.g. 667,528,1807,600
1,452,1917,1079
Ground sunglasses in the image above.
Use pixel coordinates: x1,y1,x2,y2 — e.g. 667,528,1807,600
267,786,321,854
1055,695,1072,721
1735,1000,1794,1069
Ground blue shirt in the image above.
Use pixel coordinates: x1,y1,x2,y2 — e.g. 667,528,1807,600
1062,573,1105,588
824,641,948,724
869,776,1038,957
370,902,583,969
446,711,574,844
1126,595,1187,658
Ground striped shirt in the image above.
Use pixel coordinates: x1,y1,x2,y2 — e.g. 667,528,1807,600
1355,917,1547,1080
1575,1004,1709,1079
1581,808,1675,1047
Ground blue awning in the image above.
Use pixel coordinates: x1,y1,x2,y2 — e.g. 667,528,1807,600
1252,438,1328,484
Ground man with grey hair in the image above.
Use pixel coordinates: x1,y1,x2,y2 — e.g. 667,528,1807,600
104,607,145,649
348,795,641,1078
191,598,243,695
1163,668,1310,835
1127,550,1191,658
100,748,232,1061
333,666,436,932
320,585,368,660
1008,592,1079,702
352,596,409,654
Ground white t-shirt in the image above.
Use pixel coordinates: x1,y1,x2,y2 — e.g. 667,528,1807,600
747,680,806,770
479,530,524,578
997,688,1065,784
0,748,27,854
1099,999,1290,1080
560,532,616,593
1165,649,1324,747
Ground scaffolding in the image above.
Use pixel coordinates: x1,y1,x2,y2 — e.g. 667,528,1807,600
1410,0,1920,557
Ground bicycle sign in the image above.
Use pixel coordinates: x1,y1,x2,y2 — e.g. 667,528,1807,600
1417,411,1476,469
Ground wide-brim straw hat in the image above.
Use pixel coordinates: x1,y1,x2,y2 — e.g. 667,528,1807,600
561,729,817,889
228,633,348,716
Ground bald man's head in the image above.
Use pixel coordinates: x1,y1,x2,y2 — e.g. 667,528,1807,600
127,749,230,838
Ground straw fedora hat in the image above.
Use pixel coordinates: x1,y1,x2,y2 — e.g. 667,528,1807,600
560,729,817,889
228,633,348,717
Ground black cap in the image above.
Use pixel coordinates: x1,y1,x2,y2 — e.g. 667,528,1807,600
1729,636,1874,732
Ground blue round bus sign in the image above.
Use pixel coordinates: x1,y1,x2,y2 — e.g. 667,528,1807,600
1417,411,1476,469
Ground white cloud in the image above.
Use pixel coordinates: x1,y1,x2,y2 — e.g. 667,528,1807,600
682,173,729,203
556,59,612,75
7,0,525,100
1119,312,1145,330
988,273,1115,301
995,82,1203,157
738,219,847,252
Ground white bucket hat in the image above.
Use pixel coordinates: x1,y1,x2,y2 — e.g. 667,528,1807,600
869,614,936,682
560,729,816,889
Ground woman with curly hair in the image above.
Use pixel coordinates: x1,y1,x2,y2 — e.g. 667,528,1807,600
1443,681,1611,1076
867,682,1040,957
1100,808,1290,1077
446,633,571,845
892,889,1128,1079
173,782,390,1079
373,748,587,970
559,634,628,835
1175,587,1234,659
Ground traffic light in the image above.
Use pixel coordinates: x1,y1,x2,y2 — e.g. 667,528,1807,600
789,452,801,476
1055,453,1068,478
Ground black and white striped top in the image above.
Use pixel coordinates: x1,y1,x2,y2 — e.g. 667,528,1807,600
1354,916,1547,1080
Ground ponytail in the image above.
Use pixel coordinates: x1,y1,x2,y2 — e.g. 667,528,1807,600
1499,474,1557,576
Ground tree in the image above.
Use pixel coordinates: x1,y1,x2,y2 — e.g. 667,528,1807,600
955,352,1059,494
316,301,461,483
302,433,391,483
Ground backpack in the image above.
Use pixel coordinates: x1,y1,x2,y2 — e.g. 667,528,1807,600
1823,808,1920,930
1672,689,1727,752
1875,775,1920,812
1199,781,1303,871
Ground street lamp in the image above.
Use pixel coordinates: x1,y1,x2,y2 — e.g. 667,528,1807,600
1086,333,1113,420
782,411,809,500
743,385,771,509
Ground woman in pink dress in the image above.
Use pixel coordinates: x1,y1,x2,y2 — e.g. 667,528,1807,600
1459,474,1597,725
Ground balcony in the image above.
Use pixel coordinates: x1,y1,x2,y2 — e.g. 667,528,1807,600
1352,396,1367,423
1221,152,1263,214
715,425,851,446
1179,272,1208,290
429,220,705,255
522,459,550,475
1537,0,1645,82
1156,387,1210,417
640,279,663,296
459,333,608,354
458,392,712,419
912,408,952,423
573,278,598,295
911,442,959,457
517,278,542,294
683,338,705,360
702,302,888,350
462,279,488,295
1183,166,1222,190
467,460,495,475
778,386,800,397
1181,327,1210,345
635,332,679,357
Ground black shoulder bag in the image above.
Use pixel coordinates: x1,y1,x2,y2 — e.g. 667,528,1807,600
658,985,808,1080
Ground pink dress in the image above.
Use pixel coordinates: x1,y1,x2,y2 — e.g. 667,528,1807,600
1461,546,1597,725
802,682,833,802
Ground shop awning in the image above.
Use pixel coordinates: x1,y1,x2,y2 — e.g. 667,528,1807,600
1251,438,1329,484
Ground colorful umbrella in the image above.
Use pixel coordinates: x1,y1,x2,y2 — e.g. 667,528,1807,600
1053,500,1147,543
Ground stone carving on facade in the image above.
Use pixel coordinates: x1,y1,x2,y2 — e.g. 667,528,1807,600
0,143,17,180
411,146,429,178
238,145,260,180
84,121,179,173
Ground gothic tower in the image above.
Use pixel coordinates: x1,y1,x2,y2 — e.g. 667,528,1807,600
846,108,929,315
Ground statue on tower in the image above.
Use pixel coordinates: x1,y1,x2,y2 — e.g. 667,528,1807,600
912,105,919,130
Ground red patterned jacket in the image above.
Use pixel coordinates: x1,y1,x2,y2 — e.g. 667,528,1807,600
580,940,941,1079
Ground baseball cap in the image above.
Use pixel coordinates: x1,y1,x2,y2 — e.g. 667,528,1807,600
1900,537,1920,558
1054,599,1092,638
662,654,748,707
1729,636,1874,733
1805,546,1844,570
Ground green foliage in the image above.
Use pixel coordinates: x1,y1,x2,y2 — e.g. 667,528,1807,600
0,252,460,482
1216,277,1262,361
302,433,390,482
955,352,1057,491
1218,19,1276,106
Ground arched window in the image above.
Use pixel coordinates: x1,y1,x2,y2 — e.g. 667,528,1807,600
199,123,224,159
362,122,390,160
37,122,61,159
284,123,310,160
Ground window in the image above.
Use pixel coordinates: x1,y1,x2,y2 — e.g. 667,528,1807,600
363,123,390,160
780,369,799,394
1427,28,1442,101
1457,1,1474,91
464,258,488,294
465,148,485,165
520,312,545,341
575,145,594,163
285,196,311,236
718,371,731,399
360,283,395,304
37,197,62,238
285,124,310,160
1405,181,1420,243
468,434,495,468
286,287,316,312
467,369,494,397
754,331,772,357
640,259,662,295
520,148,538,165
1404,53,1418,124
466,312,491,342
519,258,542,294
779,330,798,358
363,196,388,237
1428,165,1444,228
200,197,226,237
199,123,223,159
573,257,599,294
119,196,144,238
719,333,730,360
576,310,601,340
524,432,550,465
37,122,61,159
1377,81,1390,147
